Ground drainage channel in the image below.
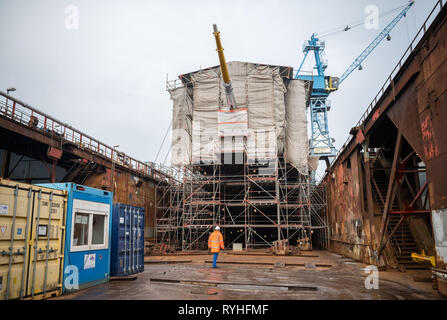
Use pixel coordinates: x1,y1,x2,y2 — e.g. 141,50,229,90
150,278,318,292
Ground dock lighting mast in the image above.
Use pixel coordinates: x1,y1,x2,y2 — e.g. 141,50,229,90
295,0,415,162
213,24,236,110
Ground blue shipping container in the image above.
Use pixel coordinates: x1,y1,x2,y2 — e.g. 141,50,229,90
111,203,144,276
38,183,113,292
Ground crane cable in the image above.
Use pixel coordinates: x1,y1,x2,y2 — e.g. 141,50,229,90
317,3,409,39
318,5,406,38
318,4,407,37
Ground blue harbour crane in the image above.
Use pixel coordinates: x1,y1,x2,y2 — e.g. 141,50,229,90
295,0,415,165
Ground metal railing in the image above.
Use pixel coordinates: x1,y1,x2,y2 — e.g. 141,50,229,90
0,91,177,184
166,78,185,91
331,0,445,166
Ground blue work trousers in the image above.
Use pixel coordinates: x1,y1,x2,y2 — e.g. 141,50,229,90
212,252,219,268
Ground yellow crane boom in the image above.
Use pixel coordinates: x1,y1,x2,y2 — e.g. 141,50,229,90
213,24,236,109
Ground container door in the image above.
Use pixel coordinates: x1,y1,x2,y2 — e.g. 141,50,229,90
26,190,65,299
138,208,144,272
123,206,129,275
0,185,32,300
0,183,65,300
141,208,145,271
118,204,127,276
135,208,140,272
128,206,134,275
131,207,136,274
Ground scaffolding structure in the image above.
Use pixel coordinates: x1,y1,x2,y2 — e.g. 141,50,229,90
155,153,328,251
156,61,328,251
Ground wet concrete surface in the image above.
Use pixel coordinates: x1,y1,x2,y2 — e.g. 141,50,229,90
54,250,445,300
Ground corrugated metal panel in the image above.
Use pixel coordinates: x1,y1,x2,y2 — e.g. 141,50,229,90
432,209,447,268
0,178,66,300
111,203,144,276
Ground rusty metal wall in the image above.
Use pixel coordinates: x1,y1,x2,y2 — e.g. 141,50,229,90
327,152,369,261
82,169,162,239
324,2,447,271
387,6,447,272
325,152,396,266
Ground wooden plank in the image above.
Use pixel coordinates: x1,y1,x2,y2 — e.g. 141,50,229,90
204,260,332,268
150,278,318,291
226,252,319,258
110,275,138,281
144,259,192,264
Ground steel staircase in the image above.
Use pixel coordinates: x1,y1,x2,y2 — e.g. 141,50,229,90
62,160,98,184
365,151,425,270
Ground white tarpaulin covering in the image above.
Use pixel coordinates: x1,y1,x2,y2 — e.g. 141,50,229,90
285,79,310,174
170,86,192,167
217,108,248,137
170,61,310,175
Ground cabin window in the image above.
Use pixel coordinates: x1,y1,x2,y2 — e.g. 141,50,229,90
73,212,89,247
92,214,106,245
71,199,109,252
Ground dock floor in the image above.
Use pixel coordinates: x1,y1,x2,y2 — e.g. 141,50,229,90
54,250,444,300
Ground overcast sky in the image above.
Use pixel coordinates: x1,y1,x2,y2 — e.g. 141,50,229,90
0,0,438,177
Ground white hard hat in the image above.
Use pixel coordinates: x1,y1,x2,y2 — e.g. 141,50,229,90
214,226,220,230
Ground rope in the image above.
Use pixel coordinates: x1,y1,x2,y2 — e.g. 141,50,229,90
154,118,172,163
162,144,172,166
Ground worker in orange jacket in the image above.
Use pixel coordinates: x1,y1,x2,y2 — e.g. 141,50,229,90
208,226,224,268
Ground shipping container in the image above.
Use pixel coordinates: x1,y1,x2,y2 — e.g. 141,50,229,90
111,203,144,276
0,179,66,300
38,183,112,293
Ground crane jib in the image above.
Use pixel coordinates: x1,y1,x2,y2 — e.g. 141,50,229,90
339,1,415,84
293,0,415,158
